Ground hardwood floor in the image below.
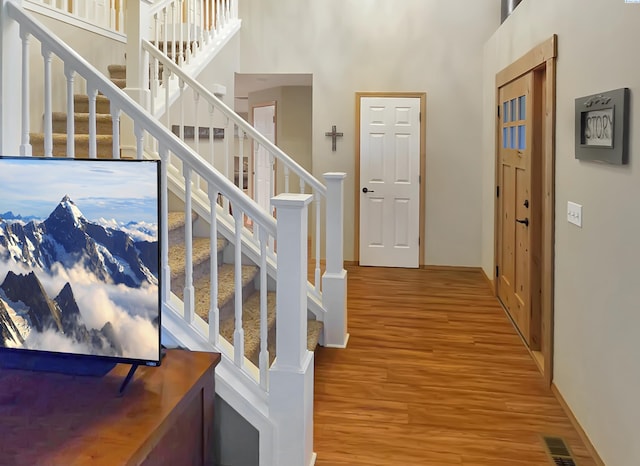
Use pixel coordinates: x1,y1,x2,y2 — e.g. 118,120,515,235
313,265,596,466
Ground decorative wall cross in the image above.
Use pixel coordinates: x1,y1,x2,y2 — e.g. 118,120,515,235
325,125,344,151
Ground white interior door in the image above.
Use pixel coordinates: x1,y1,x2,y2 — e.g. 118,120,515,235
252,104,276,214
359,96,421,268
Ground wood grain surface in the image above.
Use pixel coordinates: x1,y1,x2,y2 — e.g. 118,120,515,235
0,350,219,466
314,265,596,466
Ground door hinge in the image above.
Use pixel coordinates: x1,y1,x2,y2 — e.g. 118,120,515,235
497,105,500,119
419,175,421,184
419,112,421,123
496,186,500,198
496,265,499,277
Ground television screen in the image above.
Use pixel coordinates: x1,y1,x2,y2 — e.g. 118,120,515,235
0,156,161,368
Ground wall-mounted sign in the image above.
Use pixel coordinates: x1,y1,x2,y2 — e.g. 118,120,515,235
575,88,629,164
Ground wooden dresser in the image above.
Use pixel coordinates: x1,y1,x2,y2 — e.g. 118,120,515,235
0,350,221,466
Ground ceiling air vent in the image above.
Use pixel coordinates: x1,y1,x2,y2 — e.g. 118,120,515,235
542,435,578,466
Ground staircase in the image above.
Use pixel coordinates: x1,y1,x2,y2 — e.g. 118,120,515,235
3,2,346,464
167,211,324,366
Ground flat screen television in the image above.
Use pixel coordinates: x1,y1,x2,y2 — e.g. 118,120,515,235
0,156,161,378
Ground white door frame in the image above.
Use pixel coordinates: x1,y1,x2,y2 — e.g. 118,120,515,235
355,92,426,266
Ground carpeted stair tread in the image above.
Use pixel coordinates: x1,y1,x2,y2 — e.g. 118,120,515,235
74,94,111,114
219,291,277,366
169,236,226,282
108,64,126,79
307,320,324,351
173,263,259,314
52,112,113,135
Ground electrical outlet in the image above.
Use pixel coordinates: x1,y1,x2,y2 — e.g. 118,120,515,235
567,201,582,227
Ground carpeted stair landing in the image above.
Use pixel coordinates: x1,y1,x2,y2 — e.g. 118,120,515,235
168,212,323,367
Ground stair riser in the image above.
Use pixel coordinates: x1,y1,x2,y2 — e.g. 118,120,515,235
219,280,256,322
74,97,111,114
108,65,126,80
30,138,115,158
52,117,113,135
246,322,276,368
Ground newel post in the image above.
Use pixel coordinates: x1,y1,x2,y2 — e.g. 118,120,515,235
322,172,349,348
0,0,23,155
121,0,153,158
270,193,315,466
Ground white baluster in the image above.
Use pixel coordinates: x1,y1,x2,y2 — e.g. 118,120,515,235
164,69,172,127
322,172,348,348
171,2,177,65
87,84,98,158
300,179,306,194
179,78,185,142
20,30,31,156
134,122,144,160
118,0,125,33
64,65,74,158
232,207,244,369
204,0,210,43
110,0,116,32
198,0,205,49
163,8,169,63
159,146,171,303
216,0,221,33
184,165,195,323
259,227,269,389
238,129,244,191
194,91,201,188
151,55,158,116
178,0,184,67
154,12,159,52
284,166,290,193
314,193,321,293
223,117,230,212
209,104,215,166
186,0,191,64
111,106,121,159
208,186,220,346
42,47,53,157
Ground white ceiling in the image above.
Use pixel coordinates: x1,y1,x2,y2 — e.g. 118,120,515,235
234,73,312,114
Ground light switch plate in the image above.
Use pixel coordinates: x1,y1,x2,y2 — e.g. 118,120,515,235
567,201,582,227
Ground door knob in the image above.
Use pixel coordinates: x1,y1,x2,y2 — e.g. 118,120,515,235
516,218,529,227
362,187,374,193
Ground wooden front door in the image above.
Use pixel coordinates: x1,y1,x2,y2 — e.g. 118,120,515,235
497,71,539,347
358,96,421,268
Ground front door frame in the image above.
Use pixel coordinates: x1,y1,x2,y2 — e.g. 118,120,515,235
355,92,426,266
494,35,557,386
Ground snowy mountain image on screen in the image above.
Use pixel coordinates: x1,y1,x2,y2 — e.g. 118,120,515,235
0,195,159,360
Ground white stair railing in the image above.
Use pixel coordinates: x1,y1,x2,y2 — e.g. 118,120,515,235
142,40,349,347
1,6,318,464
23,0,125,35
147,0,236,70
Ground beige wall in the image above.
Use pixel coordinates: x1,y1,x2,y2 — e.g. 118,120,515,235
482,1,640,465
239,0,501,264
